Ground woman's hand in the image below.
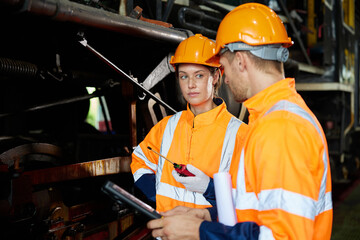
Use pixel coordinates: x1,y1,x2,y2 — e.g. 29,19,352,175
172,164,210,194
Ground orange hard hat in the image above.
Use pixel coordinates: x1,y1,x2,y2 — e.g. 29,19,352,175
214,3,293,56
170,34,221,68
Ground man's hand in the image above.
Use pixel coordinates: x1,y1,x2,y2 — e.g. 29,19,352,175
172,164,210,194
147,214,204,240
163,206,211,221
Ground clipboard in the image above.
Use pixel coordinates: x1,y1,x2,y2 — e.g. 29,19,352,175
102,180,162,219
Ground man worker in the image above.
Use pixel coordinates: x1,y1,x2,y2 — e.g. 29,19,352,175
147,2,333,239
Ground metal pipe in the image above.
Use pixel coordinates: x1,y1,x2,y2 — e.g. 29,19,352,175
178,7,219,39
98,94,112,134
0,57,38,78
162,0,175,22
1,0,25,9
79,38,177,114
192,0,229,15
0,92,99,119
277,0,312,65
2,0,189,45
156,0,162,20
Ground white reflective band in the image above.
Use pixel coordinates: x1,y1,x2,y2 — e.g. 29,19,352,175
235,100,333,219
133,145,158,181
133,168,155,182
156,112,183,188
259,189,317,220
160,112,183,158
265,100,322,136
317,191,333,215
235,150,259,210
219,117,243,172
157,182,210,205
155,110,243,204
265,100,332,213
133,107,246,204
232,187,237,202
259,226,275,240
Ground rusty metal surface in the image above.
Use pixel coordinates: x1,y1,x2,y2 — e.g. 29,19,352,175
22,156,131,185
0,143,62,168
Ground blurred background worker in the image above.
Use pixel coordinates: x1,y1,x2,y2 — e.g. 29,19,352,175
130,34,248,212
147,3,333,239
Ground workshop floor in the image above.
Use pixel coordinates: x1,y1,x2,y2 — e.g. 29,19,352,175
331,178,360,239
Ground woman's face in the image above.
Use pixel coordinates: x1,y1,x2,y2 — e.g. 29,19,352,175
178,63,218,115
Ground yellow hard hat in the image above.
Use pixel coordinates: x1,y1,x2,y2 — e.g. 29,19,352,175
214,3,293,56
170,34,221,68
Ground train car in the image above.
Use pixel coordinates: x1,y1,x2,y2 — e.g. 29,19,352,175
0,0,191,238
0,0,359,239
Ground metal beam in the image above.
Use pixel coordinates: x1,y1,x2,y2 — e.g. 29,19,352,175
2,0,191,45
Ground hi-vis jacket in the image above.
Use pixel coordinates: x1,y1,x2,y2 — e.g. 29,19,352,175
230,78,333,239
131,99,248,212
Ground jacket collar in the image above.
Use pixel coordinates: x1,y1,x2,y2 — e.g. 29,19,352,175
185,98,227,128
244,78,296,123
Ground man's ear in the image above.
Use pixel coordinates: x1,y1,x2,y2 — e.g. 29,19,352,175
235,51,246,72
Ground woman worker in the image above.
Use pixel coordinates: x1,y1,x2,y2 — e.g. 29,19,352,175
130,34,248,212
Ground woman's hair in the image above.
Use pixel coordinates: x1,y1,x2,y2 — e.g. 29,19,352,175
208,66,222,96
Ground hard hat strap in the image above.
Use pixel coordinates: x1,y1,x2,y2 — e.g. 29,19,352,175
222,42,289,62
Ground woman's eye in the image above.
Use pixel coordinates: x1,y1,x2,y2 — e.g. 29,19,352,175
196,74,203,78
180,75,187,80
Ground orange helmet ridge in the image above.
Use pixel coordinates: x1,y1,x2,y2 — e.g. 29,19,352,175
170,34,221,68
214,3,293,56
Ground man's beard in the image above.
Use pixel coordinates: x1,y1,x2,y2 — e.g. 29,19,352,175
230,86,247,103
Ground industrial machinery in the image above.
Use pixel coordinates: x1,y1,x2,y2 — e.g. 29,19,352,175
0,0,359,239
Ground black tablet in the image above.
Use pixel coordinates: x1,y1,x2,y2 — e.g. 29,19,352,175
102,180,162,219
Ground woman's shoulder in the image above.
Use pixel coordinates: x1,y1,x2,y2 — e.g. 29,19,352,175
155,111,185,127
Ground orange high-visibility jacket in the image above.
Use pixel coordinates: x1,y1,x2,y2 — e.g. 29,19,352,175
230,78,333,239
131,99,248,212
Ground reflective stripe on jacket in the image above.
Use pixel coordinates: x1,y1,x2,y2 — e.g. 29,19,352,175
131,99,248,212
231,78,333,239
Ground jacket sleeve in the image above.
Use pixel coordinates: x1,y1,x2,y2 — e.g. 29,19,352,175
206,206,218,222
199,221,259,240
203,178,216,206
130,116,171,190
247,115,327,239
134,173,156,202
